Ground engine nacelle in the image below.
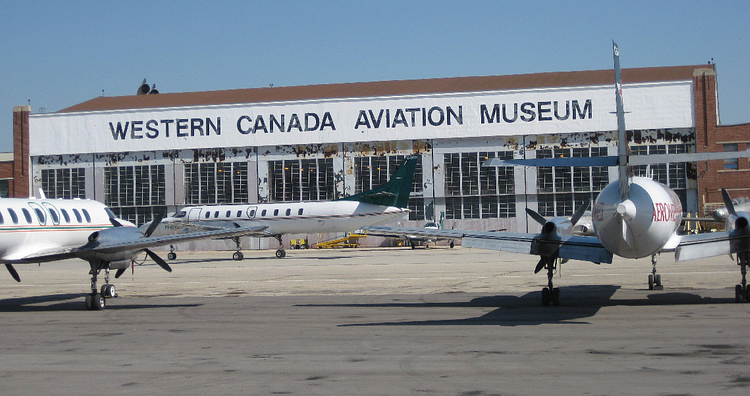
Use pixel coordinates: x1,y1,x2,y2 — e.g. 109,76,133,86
593,177,682,258
108,260,131,270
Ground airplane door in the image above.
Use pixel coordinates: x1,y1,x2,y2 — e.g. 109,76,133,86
246,206,258,218
187,208,203,222
27,202,47,225
41,202,61,225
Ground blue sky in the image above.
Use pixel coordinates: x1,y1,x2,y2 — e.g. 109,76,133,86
2,1,748,153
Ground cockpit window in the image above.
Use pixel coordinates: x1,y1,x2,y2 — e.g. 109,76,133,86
104,207,117,219
175,211,187,218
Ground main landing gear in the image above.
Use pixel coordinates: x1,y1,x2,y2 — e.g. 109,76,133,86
735,252,750,303
167,245,177,260
85,261,117,311
232,236,244,261
648,254,663,290
274,235,286,259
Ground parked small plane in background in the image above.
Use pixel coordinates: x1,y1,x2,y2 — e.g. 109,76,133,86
0,196,267,310
366,42,750,305
143,155,419,260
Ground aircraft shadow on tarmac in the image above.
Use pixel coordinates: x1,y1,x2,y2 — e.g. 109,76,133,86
302,285,737,327
0,293,202,312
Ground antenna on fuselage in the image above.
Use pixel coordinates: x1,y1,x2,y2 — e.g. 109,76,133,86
613,41,631,201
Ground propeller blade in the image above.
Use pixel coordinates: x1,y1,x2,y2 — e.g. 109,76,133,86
5,264,20,282
722,189,737,217
143,212,165,237
571,200,590,226
110,217,123,227
145,249,172,272
534,257,547,274
114,268,127,279
526,208,548,227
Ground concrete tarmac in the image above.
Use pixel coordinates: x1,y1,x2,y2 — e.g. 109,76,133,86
0,247,749,395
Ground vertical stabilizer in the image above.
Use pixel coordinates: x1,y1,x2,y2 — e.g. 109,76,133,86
341,155,419,208
613,41,630,200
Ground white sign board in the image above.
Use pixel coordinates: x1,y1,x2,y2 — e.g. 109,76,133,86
30,81,694,156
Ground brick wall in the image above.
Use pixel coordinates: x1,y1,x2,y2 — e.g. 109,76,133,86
11,105,30,198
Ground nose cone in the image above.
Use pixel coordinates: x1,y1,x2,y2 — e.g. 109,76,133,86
713,208,728,222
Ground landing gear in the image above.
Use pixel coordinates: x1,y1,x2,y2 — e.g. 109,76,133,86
86,262,117,311
274,235,286,259
648,254,663,290
539,256,561,306
735,252,750,303
167,245,177,260
231,237,245,261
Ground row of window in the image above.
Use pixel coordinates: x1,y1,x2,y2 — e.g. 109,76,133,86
196,207,307,219
0,205,92,226
39,145,694,223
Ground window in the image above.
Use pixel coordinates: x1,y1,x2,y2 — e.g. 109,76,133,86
60,209,70,223
226,210,231,218
205,212,211,219
0,211,4,224
185,162,248,204
444,151,515,220
273,209,279,216
41,168,86,199
261,209,267,216
269,158,335,202
21,209,32,223
285,208,291,216
72,209,82,223
214,211,219,218
536,147,608,217
8,209,18,224
298,208,304,215
105,164,166,225
353,155,425,220
237,210,242,217
82,209,91,223
249,209,256,217
724,143,739,170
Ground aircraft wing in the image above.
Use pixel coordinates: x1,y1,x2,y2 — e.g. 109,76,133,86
0,225,270,264
363,226,613,264
675,230,750,262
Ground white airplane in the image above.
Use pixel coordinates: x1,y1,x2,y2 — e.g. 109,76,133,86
0,196,267,310
712,196,750,221
365,42,750,305
142,155,418,260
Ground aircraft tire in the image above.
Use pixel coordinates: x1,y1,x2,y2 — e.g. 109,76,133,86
168,252,177,260
101,284,117,298
275,249,286,259
551,288,561,306
94,294,105,310
736,285,743,303
85,294,93,310
655,274,662,287
233,252,244,261
648,274,654,290
541,288,550,306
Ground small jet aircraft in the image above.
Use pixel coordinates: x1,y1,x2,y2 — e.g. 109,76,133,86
366,42,750,305
0,196,267,310
143,155,419,260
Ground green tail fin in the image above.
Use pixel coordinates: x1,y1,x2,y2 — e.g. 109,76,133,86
341,155,419,208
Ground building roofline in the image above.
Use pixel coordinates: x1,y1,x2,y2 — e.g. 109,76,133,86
58,64,711,113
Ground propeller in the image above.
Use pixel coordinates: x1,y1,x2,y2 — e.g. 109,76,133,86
144,249,172,272
143,212,164,237
570,200,590,227
5,264,20,282
526,208,547,227
722,189,737,217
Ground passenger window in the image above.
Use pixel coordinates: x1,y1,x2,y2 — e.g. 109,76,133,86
61,209,70,223
298,208,304,215
261,210,267,216
249,210,256,217
21,208,32,223
237,210,242,217
72,209,82,223
273,209,279,216
0,210,4,224
82,209,91,223
8,208,18,224
47,209,59,224
214,211,219,218
34,208,46,224
205,212,211,219
226,210,231,218
285,208,291,216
